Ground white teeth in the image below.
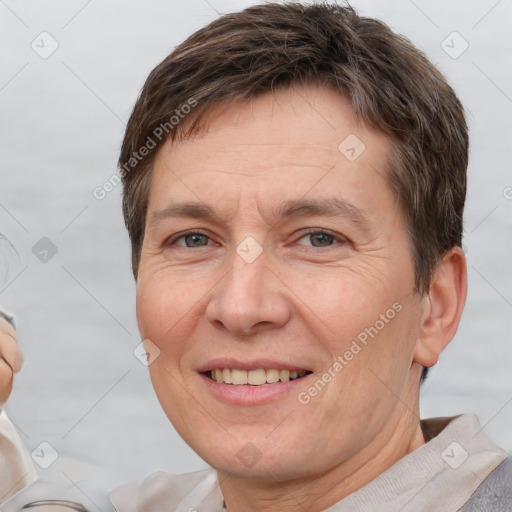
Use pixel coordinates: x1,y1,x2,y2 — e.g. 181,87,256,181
279,370,290,382
222,368,232,384
231,369,248,385
248,369,266,385
208,368,308,385
266,369,280,383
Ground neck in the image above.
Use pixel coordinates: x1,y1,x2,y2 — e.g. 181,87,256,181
217,380,425,512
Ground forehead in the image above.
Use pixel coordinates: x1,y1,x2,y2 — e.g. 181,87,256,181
149,85,393,217
166,86,389,162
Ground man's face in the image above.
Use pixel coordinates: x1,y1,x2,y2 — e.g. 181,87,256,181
136,86,425,479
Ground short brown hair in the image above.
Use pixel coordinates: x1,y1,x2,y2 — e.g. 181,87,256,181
120,3,468,357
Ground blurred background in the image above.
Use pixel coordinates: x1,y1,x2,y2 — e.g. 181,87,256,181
1,0,511,509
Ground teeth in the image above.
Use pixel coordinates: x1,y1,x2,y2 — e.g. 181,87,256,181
266,369,280,383
222,368,232,384
248,369,266,385
208,368,308,385
232,369,248,385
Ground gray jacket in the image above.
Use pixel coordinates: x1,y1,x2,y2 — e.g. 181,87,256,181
461,457,512,511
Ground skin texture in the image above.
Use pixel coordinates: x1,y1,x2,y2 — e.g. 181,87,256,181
0,318,22,405
136,85,467,512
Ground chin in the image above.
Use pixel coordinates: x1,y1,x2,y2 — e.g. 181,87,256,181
191,434,315,480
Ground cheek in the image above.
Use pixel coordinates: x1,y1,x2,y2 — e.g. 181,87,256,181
136,275,201,431
136,272,200,354
283,265,395,344
334,303,421,419
294,268,419,397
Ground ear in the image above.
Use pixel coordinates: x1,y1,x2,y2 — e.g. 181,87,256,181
414,246,467,368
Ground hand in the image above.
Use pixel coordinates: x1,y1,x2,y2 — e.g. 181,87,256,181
0,317,23,405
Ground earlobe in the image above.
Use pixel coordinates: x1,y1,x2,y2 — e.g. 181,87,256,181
413,247,467,368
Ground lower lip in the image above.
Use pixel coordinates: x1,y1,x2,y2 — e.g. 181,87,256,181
199,373,310,405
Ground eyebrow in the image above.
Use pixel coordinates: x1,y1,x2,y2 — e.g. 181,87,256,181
150,198,373,232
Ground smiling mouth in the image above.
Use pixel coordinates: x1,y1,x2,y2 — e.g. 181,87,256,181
205,368,312,385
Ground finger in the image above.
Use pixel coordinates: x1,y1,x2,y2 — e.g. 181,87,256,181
0,360,14,404
0,317,17,343
0,323,23,373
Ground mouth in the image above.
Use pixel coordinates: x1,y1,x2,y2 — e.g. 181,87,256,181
203,368,313,386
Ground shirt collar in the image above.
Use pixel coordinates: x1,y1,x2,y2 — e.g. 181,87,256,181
109,414,508,512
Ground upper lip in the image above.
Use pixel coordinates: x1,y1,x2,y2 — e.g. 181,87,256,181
196,358,312,373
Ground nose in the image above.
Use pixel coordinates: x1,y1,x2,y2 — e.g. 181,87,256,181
205,247,291,336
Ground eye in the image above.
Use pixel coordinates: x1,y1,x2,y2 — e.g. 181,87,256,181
296,230,343,248
168,231,211,248
165,230,344,250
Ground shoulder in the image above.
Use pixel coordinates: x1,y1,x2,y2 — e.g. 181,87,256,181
460,457,512,511
108,467,220,512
